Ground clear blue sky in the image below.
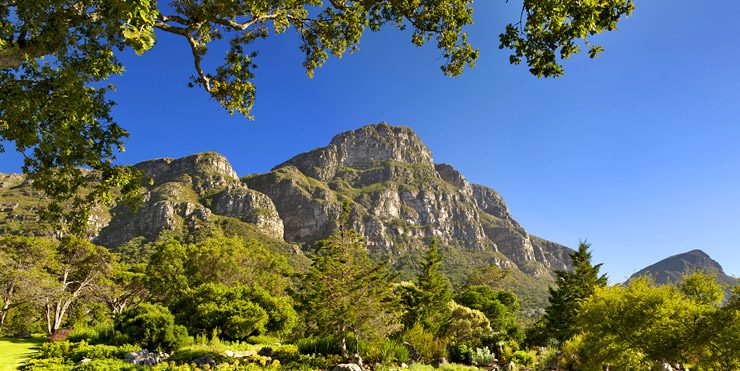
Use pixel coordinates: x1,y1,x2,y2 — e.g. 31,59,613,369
2,0,739,282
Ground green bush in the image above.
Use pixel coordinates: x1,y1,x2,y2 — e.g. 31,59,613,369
246,335,280,345
511,350,534,366
115,303,191,352
74,358,138,370
449,344,495,366
20,357,73,371
70,343,139,362
173,283,297,341
364,339,410,365
402,323,448,362
469,346,495,366
295,335,342,355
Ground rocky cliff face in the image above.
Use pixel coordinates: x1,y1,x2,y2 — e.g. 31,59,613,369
246,123,572,277
0,123,572,283
95,152,284,247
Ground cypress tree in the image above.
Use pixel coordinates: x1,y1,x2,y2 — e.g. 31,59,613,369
542,241,607,343
401,238,453,333
296,200,398,356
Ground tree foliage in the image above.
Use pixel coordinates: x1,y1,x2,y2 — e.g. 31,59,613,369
539,241,606,344
172,283,297,341
399,238,453,333
145,236,293,305
456,285,521,342
574,273,738,370
0,1,634,232
0,236,55,333
115,303,190,352
296,200,399,356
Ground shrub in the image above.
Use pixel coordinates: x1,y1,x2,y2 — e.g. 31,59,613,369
246,335,280,345
115,303,191,352
36,341,74,359
402,323,448,362
74,358,138,370
449,344,495,366
295,335,342,355
364,339,410,365
511,350,534,367
469,346,495,366
173,283,297,341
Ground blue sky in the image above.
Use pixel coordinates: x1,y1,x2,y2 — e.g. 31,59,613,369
2,0,739,282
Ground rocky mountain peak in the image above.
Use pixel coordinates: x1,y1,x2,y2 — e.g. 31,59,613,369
275,123,434,181
134,152,239,193
629,249,737,286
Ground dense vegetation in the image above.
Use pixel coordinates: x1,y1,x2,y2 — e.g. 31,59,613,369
1,203,738,370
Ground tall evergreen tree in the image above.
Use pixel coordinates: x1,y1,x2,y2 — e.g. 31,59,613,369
296,200,399,356
400,238,453,333
542,241,607,343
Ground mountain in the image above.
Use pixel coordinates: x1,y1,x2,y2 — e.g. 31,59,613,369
628,249,738,287
0,123,575,312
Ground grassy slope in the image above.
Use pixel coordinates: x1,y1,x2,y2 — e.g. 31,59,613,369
0,337,44,371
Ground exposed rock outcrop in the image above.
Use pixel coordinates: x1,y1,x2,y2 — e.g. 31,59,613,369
246,123,572,276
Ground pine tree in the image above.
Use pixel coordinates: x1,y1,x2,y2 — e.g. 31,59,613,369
542,241,607,343
296,200,399,356
400,238,453,333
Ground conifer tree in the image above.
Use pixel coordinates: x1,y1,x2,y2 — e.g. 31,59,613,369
542,241,607,343
296,200,398,356
400,238,453,333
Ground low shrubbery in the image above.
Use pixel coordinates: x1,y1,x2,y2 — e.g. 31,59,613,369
115,303,191,352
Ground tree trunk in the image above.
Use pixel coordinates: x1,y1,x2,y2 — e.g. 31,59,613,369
0,308,7,334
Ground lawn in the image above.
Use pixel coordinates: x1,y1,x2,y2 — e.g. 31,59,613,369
0,336,45,371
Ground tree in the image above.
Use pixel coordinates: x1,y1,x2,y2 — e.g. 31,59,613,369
296,200,399,356
115,303,190,352
43,237,113,335
540,241,607,344
93,262,149,316
145,236,294,305
400,238,453,333
173,283,297,341
0,1,634,233
0,236,55,333
574,273,735,369
456,285,521,342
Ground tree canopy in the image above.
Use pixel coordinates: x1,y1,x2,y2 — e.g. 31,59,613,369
0,0,634,234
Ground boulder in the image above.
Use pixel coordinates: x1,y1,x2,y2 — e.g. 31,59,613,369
124,349,168,366
258,346,274,358
331,363,362,371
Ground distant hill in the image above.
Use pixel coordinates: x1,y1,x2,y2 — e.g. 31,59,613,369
628,249,738,287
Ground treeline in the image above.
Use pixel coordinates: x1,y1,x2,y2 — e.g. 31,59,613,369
1,203,738,370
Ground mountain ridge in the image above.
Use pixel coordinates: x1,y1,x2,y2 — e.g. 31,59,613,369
628,249,738,287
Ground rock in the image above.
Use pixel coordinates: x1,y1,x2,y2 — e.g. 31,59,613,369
402,342,420,362
124,349,168,366
246,123,573,277
258,346,274,358
401,363,408,368
331,364,362,371
349,353,362,367
192,355,216,367
662,363,673,371
504,361,518,371
77,358,92,364
224,350,234,357
431,357,448,368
